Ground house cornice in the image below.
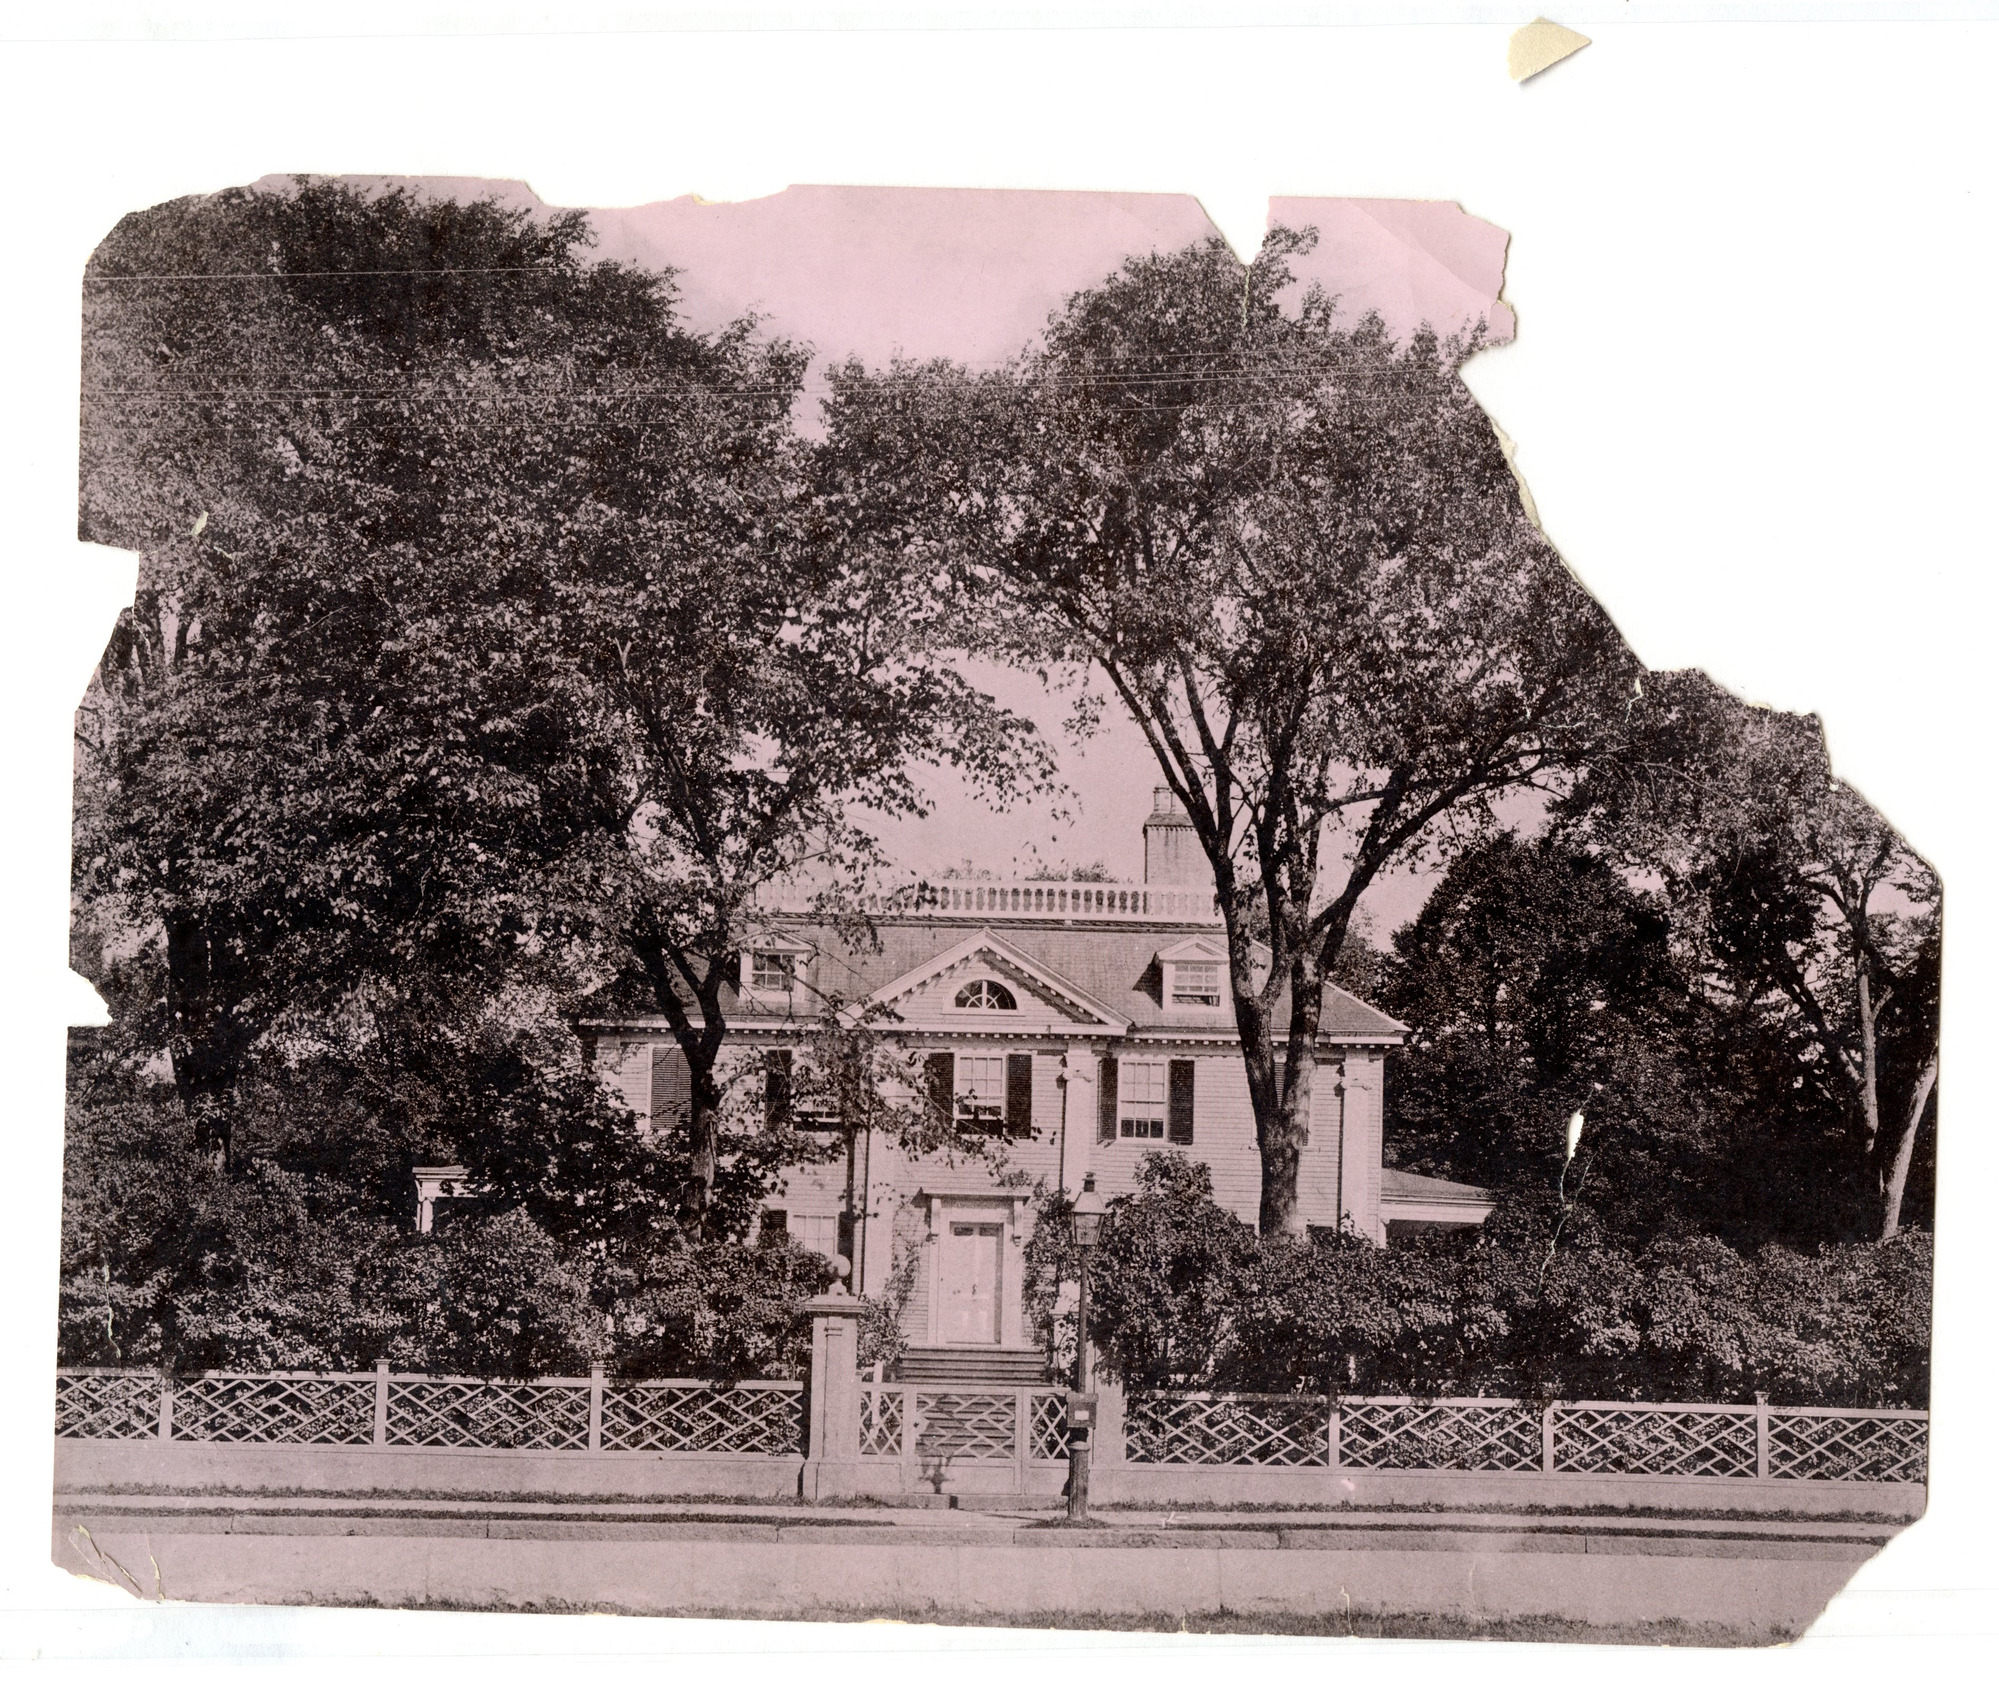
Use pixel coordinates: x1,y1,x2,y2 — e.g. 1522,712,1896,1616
577,1015,1403,1049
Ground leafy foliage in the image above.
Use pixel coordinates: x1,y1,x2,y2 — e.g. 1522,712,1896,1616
1081,1154,1929,1406
1564,671,1940,1239
1379,832,1844,1247
819,227,1639,1233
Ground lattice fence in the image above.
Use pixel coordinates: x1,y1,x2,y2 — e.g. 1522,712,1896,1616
1030,1390,1069,1462
1340,1399,1542,1471
53,1366,1928,1486
386,1379,593,1450
54,1370,159,1441
172,1374,375,1445
859,1385,904,1458
913,1390,1017,1461
601,1382,801,1456
1554,1404,1759,1478
1771,1409,1929,1483
1126,1391,1329,1466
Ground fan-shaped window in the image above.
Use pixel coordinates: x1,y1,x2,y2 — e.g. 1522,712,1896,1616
954,978,1017,1011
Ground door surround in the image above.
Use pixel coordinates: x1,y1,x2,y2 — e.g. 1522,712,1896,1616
920,1192,1030,1348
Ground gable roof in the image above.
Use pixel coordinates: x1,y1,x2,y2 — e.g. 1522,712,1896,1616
847,928,1130,1030
759,916,1406,1041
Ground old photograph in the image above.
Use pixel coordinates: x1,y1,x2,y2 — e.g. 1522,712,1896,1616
53,173,1937,1644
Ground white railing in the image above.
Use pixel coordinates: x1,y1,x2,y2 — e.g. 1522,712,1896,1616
55,1367,804,1457
754,879,1222,925
1123,1392,1928,1484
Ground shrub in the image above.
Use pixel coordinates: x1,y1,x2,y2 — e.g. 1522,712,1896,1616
1080,1152,1931,1406
604,1238,832,1381
394,1208,606,1376
1073,1156,1257,1388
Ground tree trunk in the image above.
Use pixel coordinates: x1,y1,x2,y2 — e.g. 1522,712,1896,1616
684,1066,722,1223
628,931,728,1227
1221,887,1336,1239
1256,1067,1316,1239
1855,959,1883,1168
1878,1048,1939,1241
1235,951,1322,1241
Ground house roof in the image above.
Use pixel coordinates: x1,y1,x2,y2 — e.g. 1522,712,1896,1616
755,916,1405,1042
851,928,1129,1029
1379,1168,1496,1208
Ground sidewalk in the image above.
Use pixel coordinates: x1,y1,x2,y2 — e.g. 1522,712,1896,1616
53,1489,1887,1640
55,1488,1901,1556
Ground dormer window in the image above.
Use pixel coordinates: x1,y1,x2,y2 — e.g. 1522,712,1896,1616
954,978,1017,1011
1158,935,1228,1014
750,951,795,994
1170,961,1222,1008
740,935,810,1002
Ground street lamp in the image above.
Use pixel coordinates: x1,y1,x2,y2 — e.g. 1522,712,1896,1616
1064,1173,1107,1523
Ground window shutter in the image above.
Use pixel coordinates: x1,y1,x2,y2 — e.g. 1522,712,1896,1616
763,1049,793,1129
1003,1053,1034,1133
1098,1055,1119,1144
652,1043,692,1133
925,1051,956,1120
1168,1058,1196,1145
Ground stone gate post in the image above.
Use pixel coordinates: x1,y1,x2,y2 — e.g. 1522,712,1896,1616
801,1290,864,1500
1094,1374,1126,1502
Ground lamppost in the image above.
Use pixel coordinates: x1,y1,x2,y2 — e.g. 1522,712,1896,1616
1064,1173,1107,1523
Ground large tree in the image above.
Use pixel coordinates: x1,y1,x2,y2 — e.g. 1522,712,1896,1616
79,179,1048,1221
527,426,1049,1222
1567,671,1940,1240
819,229,1637,1234
79,181,657,1162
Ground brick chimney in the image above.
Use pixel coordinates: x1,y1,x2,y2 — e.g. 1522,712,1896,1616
1142,786,1202,886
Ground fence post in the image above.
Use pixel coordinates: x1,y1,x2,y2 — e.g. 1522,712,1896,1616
1328,1398,1342,1470
900,1383,918,1479
1755,1393,1771,1480
588,1364,606,1453
800,1290,864,1500
1015,1387,1031,1494
1097,1378,1126,1472
156,1371,174,1443
372,1360,390,1447
1541,1399,1558,1474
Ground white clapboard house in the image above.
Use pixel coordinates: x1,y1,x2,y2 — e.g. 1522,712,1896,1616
570,790,1493,1385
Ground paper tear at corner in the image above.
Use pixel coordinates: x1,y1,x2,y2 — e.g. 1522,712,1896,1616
1509,18,1591,83
1490,418,1545,534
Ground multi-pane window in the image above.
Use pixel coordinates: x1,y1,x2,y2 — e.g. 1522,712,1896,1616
954,978,1017,1010
1119,1059,1168,1138
960,1054,1007,1124
1170,961,1222,1008
749,951,794,993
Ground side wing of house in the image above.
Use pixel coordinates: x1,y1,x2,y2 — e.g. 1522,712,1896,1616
1086,1045,1390,1239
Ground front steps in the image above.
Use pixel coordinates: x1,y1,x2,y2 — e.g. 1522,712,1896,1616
892,1346,1055,1386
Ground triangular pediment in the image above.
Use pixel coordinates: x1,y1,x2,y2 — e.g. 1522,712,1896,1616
847,929,1130,1032
736,927,814,956
1156,933,1228,964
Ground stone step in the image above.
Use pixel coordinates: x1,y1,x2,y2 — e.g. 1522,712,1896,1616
892,1347,1054,1386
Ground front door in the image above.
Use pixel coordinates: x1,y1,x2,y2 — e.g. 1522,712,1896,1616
938,1220,1004,1344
